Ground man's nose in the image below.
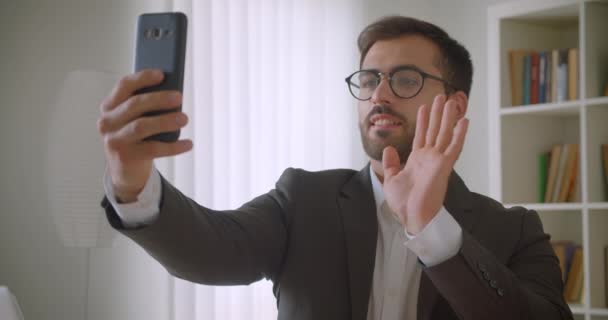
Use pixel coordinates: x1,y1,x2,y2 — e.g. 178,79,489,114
370,77,394,104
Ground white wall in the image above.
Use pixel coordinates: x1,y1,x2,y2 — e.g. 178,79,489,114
432,0,513,194
0,1,173,320
0,0,511,319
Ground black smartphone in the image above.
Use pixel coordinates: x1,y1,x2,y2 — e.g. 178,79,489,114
133,12,187,142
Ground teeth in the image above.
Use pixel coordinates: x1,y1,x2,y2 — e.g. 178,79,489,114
374,119,399,126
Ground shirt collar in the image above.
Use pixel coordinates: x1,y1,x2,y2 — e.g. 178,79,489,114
369,165,385,213
369,164,407,230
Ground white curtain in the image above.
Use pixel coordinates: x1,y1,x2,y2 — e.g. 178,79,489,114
154,0,364,319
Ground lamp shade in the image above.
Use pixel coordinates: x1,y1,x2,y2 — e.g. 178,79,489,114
47,70,120,247
0,287,24,320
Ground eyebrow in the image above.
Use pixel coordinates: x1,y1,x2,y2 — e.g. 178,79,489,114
361,64,424,74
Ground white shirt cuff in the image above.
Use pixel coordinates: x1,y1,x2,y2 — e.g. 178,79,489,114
404,207,463,267
102,166,161,227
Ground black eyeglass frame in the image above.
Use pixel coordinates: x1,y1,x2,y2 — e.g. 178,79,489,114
344,65,458,101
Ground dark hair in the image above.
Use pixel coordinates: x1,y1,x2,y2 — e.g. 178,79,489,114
358,16,473,97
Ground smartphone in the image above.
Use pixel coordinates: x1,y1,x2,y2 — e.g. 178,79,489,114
133,12,187,142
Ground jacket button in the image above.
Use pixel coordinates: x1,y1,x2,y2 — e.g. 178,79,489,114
497,288,504,297
490,280,498,288
483,272,490,280
478,262,487,272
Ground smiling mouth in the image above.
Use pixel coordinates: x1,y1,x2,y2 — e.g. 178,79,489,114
369,115,403,129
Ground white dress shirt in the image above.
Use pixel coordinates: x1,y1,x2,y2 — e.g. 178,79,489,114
103,165,162,227
103,165,463,319
366,166,462,320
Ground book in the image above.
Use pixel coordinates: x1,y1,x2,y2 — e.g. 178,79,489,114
568,48,578,101
551,49,559,102
552,144,570,202
564,246,583,302
551,241,582,299
539,152,550,203
567,174,580,202
558,144,579,202
545,51,552,103
539,51,547,103
552,242,566,281
566,147,579,202
602,144,608,200
562,243,578,285
551,241,575,284
556,49,569,103
545,145,563,203
531,52,540,104
524,54,531,105
508,50,526,106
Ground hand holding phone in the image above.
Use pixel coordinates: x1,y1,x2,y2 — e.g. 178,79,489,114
134,12,187,142
96,12,191,203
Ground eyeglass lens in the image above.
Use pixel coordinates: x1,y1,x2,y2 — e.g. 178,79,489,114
348,69,423,100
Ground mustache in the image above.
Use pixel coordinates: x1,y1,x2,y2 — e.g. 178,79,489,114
365,104,406,124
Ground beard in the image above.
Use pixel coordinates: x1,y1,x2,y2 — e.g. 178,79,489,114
359,104,413,163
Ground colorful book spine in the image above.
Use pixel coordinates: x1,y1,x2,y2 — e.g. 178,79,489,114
523,54,531,105
539,51,546,104
551,50,559,102
545,145,563,203
552,144,570,202
508,50,526,106
564,246,584,303
545,51,552,103
568,48,578,101
557,49,569,102
531,52,539,104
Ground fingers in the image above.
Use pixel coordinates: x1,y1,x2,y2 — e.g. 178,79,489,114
136,139,194,159
412,104,429,150
425,94,446,147
103,112,190,163
111,138,194,163
98,90,182,134
110,112,189,145
435,99,458,152
382,146,401,180
420,94,464,156
445,117,469,161
98,70,192,168
99,69,164,112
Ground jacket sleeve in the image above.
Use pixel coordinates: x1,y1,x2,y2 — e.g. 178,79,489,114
100,169,296,286
422,209,573,320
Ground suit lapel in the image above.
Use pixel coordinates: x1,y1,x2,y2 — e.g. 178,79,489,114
336,165,478,320
417,170,477,320
417,273,439,320
337,164,377,320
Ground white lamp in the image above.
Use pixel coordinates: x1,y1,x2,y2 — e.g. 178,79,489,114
0,286,24,320
47,70,120,248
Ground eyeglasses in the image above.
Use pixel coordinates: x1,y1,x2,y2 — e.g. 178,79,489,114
344,66,456,101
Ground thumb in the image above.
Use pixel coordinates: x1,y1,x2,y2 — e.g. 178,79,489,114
382,146,401,180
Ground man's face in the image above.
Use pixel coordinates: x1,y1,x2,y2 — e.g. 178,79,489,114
358,35,447,163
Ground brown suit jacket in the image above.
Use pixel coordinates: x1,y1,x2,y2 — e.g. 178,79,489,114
101,164,573,320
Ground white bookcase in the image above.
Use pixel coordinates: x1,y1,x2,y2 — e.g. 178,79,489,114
488,0,608,319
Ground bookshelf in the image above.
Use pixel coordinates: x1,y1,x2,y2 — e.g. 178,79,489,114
488,1,608,319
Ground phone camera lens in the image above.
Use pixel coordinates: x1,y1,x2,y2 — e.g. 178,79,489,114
152,28,162,39
144,28,163,40
144,29,153,39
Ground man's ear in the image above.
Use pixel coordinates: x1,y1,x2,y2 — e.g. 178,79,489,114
449,91,468,119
